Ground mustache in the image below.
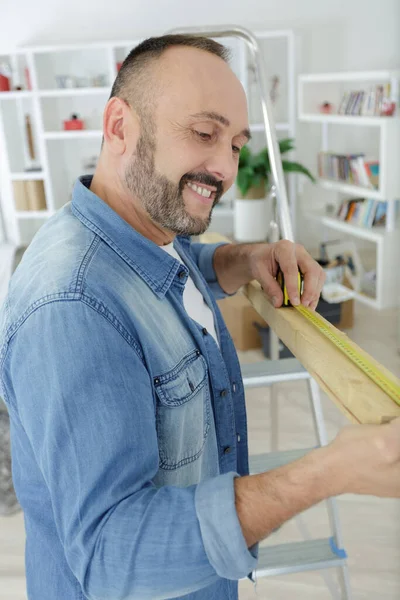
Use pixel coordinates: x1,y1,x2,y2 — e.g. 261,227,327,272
180,172,224,197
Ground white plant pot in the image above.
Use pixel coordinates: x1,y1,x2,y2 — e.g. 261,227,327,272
234,197,270,243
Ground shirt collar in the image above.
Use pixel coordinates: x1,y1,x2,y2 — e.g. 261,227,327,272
71,175,189,298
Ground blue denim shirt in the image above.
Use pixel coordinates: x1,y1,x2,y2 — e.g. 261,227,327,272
0,176,257,600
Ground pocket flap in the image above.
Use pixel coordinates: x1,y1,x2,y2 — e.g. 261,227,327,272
154,350,207,407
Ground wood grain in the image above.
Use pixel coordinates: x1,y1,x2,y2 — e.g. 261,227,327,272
200,232,400,424
246,280,400,424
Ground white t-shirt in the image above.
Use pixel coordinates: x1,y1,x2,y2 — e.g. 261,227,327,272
161,242,219,346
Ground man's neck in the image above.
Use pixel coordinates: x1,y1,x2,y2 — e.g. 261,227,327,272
90,169,174,246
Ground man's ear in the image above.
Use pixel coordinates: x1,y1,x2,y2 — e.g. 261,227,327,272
102,97,139,155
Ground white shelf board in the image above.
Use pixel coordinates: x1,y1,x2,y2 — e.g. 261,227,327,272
318,179,384,200
11,172,45,181
305,211,386,242
44,130,103,140
299,70,400,83
39,87,110,97
16,210,53,219
0,91,33,100
250,122,290,132
299,114,393,126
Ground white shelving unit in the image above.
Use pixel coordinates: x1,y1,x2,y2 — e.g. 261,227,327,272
211,29,297,235
0,41,126,246
0,33,296,247
298,70,400,310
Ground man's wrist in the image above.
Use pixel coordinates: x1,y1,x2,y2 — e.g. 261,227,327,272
213,242,263,295
283,444,347,503
235,443,347,548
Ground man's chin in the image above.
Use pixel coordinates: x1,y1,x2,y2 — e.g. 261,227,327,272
171,215,211,237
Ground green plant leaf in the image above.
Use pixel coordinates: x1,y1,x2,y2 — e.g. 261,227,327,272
236,140,315,195
254,148,270,174
278,138,295,154
281,160,316,182
239,145,251,168
236,165,254,196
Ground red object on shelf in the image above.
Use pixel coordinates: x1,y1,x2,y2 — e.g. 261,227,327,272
25,67,32,90
117,62,123,72
0,74,10,92
63,114,85,130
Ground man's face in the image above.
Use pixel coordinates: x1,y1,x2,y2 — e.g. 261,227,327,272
124,46,250,236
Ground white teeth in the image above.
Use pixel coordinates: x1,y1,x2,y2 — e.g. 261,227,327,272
187,182,212,198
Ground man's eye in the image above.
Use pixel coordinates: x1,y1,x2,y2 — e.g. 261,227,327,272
232,145,241,154
195,131,212,140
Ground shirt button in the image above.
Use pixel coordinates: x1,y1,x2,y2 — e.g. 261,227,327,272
195,350,200,357
178,270,186,280
232,383,237,393
220,389,227,397
223,446,232,455
202,327,208,335
154,378,160,385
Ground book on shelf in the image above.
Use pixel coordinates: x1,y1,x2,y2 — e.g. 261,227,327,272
336,197,387,228
337,83,393,116
12,180,47,211
318,152,379,189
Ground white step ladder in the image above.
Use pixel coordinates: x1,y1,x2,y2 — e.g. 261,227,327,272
169,25,352,599
242,359,351,597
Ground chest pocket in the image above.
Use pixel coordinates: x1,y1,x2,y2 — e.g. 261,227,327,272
154,349,211,470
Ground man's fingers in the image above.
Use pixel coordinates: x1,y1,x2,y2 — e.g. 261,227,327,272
297,247,326,308
274,242,301,306
259,270,283,307
302,269,326,310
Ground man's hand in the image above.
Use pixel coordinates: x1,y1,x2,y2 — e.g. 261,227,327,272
248,240,326,309
235,416,400,548
329,417,400,497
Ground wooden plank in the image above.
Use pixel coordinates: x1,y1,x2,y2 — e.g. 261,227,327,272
200,232,400,424
246,280,400,424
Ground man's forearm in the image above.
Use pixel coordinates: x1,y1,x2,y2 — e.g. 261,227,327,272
213,242,262,295
235,445,341,548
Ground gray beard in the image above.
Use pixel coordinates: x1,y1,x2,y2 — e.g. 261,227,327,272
124,133,216,236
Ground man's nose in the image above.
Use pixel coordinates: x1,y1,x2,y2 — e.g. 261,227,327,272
203,146,237,185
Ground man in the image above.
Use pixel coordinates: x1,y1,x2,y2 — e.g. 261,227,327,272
0,35,399,600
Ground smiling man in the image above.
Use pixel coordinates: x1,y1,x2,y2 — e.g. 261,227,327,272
2,34,400,600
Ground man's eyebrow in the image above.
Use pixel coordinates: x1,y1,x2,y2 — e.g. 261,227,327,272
189,111,251,142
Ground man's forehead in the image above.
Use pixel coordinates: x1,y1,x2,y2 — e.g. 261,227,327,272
155,47,249,131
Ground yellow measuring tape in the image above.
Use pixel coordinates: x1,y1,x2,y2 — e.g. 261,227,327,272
294,303,400,407
277,268,400,407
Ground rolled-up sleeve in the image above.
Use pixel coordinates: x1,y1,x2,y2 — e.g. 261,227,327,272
190,242,234,300
4,298,256,600
195,471,258,579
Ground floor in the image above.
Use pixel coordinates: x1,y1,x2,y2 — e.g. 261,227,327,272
1,301,399,599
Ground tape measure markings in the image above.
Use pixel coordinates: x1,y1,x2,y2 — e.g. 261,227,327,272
295,304,400,407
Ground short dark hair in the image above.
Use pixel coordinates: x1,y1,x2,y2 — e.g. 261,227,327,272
109,34,230,114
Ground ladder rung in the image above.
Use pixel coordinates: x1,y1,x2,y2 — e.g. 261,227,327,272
241,358,310,389
254,537,347,578
249,448,314,474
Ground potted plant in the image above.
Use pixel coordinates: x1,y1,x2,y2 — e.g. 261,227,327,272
234,138,315,242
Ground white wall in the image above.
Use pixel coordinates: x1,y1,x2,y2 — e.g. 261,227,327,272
0,0,399,67
0,0,399,249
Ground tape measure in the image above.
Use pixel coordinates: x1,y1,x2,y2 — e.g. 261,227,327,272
277,270,400,407
295,304,400,407
277,269,304,307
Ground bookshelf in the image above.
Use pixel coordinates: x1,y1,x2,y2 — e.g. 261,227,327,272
0,32,297,247
298,70,400,310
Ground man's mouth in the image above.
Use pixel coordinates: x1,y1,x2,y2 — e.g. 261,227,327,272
186,181,216,199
